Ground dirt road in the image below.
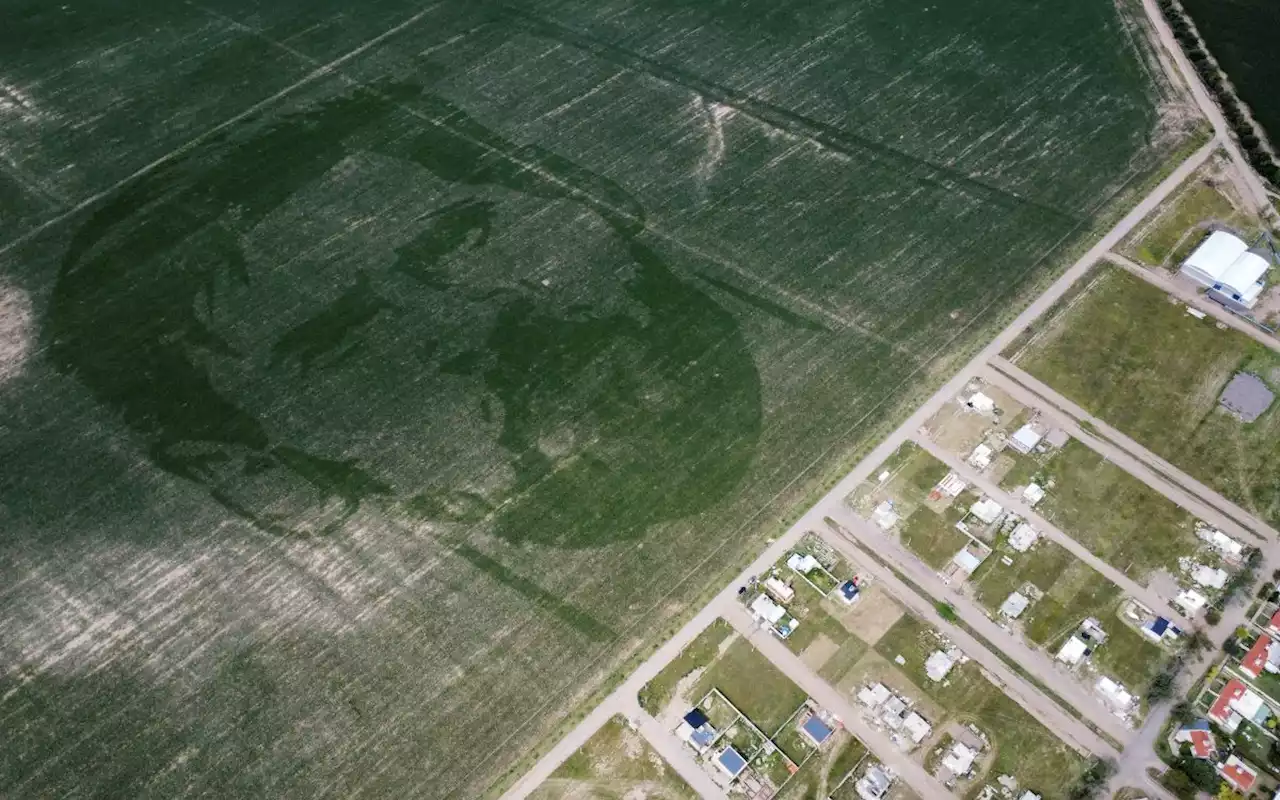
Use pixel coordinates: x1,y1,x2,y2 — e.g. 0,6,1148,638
503,140,1217,799
911,436,1192,627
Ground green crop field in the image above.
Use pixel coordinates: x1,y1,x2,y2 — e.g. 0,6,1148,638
0,0,1193,796
1179,0,1280,148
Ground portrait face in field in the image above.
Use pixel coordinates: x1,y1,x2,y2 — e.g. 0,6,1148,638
49,83,762,545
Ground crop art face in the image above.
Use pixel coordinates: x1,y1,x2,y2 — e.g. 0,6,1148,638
50,83,762,545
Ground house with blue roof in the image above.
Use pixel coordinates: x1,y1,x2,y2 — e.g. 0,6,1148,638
716,746,747,778
801,714,834,746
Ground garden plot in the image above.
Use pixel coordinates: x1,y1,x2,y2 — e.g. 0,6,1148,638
531,715,696,800
0,0,1198,795
1010,264,1280,529
1118,150,1264,268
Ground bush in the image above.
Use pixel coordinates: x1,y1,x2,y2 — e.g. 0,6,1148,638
935,602,958,622
1207,607,1223,626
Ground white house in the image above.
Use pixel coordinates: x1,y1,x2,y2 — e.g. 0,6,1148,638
764,576,794,603
926,650,956,681
1056,636,1089,666
1008,424,1043,454
934,472,967,498
873,501,900,530
1022,483,1046,506
942,742,978,776
968,443,994,470
1191,565,1229,589
1175,588,1208,615
969,497,1004,525
857,682,892,707
1008,522,1039,552
902,712,932,743
1181,230,1270,309
967,392,996,414
1000,591,1030,619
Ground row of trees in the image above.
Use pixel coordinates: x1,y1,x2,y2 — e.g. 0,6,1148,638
1155,0,1280,187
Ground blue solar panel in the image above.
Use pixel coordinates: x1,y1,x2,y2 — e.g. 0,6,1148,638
801,715,833,743
683,708,709,729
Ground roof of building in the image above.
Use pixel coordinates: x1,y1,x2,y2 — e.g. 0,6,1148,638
1219,754,1258,791
858,683,892,707
935,472,967,498
967,392,996,413
1176,588,1208,615
1209,679,1248,722
1220,372,1275,423
1191,564,1229,589
942,742,978,775
857,765,892,798
683,708,709,729
902,712,932,742
872,500,900,530
1008,523,1039,552
764,576,794,602
788,553,822,574
801,715,834,744
1000,591,1030,619
717,746,747,777
1056,636,1088,665
839,579,860,603
952,547,984,573
1097,677,1135,710
970,497,1003,524
1184,231,1269,300
1022,483,1046,505
1010,424,1043,452
926,650,956,681
1146,617,1169,638
1174,723,1216,759
1242,634,1273,677
751,593,787,625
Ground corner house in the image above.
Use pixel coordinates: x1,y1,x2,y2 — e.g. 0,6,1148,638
1180,230,1271,310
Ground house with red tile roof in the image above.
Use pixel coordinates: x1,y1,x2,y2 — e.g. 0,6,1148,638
1268,608,1280,636
1218,754,1258,792
1173,719,1216,759
1209,679,1271,733
1241,634,1280,678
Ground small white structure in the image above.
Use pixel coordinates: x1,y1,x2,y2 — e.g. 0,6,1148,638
942,742,978,776
902,712,932,743
1022,483,1046,506
880,696,908,728
764,576,794,603
968,443,994,470
1097,677,1136,714
1175,588,1209,615
925,650,956,681
857,683,892,707
1007,522,1039,552
934,472,968,498
969,497,1004,525
1000,591,1030,619
751,594,787,625
1191,565,1229,589
1181,230,1270,308
1019,793,1043,800
1008,424,1043,454
873,501,900,531
788,553,822,575
1056,636,1089,666
967,392,996,414
1198,526,1246,560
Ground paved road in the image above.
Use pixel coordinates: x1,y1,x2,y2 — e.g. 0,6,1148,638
721,604,955,799
1136,0,1278,223
822,509,1129,751
503,140,1217,799
987,357,1279,543
911,435,1192,627
1103,252,1280,355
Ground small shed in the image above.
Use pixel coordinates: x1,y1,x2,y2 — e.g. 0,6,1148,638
764,576,795,603
1219,373,1275,423
925,650,956,681
838,579,860,605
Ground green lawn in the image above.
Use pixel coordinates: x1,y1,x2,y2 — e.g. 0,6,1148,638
537,715,695,799
969,535,1075,616
1014,264,1280,528
873,616,1087,799
774,731,867,800
693,639,808,735
899,502,977,571
1001,439,1199,581
638,620,733,714
1125,175,1257,266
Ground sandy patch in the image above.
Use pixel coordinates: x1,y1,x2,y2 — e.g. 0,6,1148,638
800,633,840,671
835,584,905,645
